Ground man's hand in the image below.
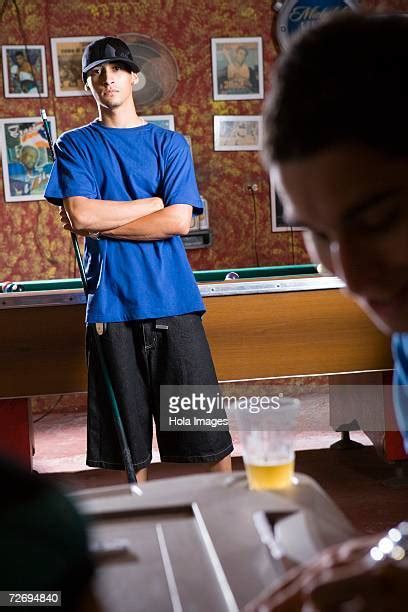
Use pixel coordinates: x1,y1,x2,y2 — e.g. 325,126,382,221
306,560,408,612
243,534,408,611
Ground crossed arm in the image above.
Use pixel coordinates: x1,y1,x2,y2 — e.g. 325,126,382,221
61,195,193,241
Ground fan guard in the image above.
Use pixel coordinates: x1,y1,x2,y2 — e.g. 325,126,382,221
119,33,180,108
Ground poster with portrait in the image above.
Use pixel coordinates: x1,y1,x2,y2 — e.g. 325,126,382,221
211,37,264,100
2,45,48,98
214,115,263,151
51,36,102,96
0,116,57,202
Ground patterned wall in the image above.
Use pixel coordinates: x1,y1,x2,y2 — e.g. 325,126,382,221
0,0,404,282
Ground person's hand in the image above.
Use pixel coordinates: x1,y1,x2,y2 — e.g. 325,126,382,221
305,559,408,612
244,534,408,611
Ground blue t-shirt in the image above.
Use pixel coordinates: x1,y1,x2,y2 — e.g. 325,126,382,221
392,333,408,451
45,121,205,323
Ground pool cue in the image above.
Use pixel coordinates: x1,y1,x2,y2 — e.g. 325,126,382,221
40,110,140,490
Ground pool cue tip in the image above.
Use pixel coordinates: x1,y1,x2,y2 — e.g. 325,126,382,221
129,483,144,496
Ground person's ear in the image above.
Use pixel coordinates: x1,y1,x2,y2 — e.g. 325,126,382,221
84,81,89,92
131,72,138,86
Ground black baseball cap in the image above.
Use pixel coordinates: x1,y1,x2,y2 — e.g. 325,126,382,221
82,36,140,82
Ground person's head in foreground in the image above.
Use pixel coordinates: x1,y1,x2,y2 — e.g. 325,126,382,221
264,11,408,336
250,12,408,612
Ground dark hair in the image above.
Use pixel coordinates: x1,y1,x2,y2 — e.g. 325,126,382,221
264,12,408,164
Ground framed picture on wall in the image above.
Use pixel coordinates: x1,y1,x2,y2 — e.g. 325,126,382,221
270,176,304,232
142,115,175,130
2,45,48,98
0,116,57,202
51,36,102,96
211,37,264,100
214,115,263,151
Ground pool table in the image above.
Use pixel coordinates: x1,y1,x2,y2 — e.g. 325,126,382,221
0,264,394,468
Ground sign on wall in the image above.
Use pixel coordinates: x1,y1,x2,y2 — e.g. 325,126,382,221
273,0,361,50
0,116,57,203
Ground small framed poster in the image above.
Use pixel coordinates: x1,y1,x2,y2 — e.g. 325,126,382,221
0,116,57,202
211,36,264,100
2,45,48,98
214,115,263,151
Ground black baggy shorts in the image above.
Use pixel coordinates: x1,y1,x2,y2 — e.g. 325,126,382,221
86,313,233,470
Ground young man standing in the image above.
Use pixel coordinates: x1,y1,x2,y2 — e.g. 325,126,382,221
45,37,232,482
246,11,408,612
